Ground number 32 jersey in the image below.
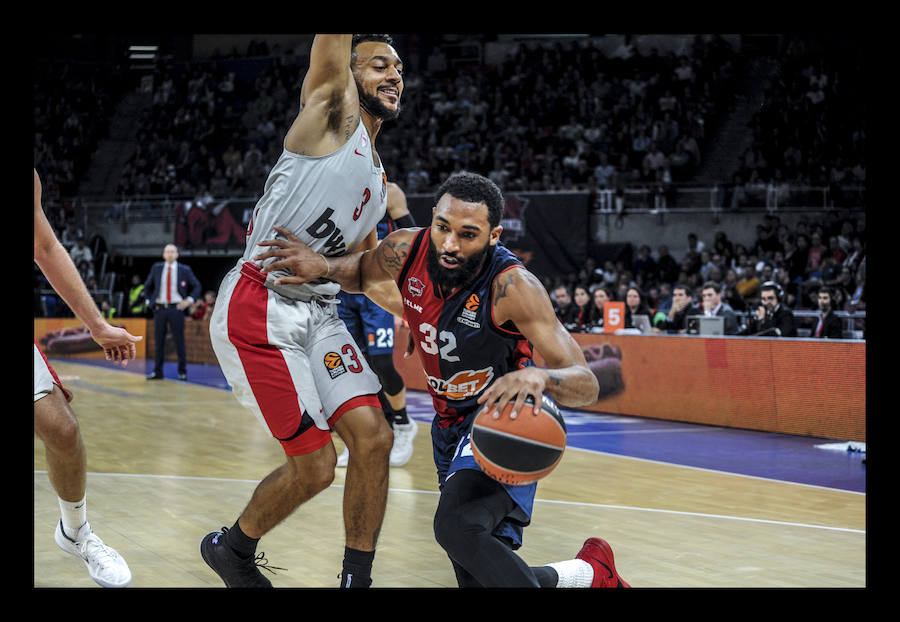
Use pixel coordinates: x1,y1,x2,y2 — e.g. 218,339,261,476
397,227,534,425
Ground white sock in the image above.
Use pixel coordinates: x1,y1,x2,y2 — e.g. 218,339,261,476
58,495,88,540
546,559,593,588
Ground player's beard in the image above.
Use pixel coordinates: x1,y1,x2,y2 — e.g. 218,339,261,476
426,238,491,293
357,81,400,121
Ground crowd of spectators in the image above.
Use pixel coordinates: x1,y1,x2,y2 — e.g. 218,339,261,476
724,34,865,209
98,35,744,202
34,35,865,334
547,209,866,337
33,58,127,235
382,34,741,195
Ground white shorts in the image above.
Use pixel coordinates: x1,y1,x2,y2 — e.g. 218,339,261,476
34,342,71,403
209,261,382,455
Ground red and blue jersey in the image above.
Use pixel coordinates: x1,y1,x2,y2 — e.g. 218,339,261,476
397,227,534,425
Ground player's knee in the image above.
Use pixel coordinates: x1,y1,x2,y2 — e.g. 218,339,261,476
288,452,335,493
344,412,393,459
361,417,394,456
433,500,491,557
35,402,81,453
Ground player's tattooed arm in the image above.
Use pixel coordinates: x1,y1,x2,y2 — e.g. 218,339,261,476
377,237,410,275
487,265,600,409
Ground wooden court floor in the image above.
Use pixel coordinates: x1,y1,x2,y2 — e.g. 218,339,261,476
33,360,866,589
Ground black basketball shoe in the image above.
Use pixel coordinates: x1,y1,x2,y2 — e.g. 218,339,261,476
200,527,283,588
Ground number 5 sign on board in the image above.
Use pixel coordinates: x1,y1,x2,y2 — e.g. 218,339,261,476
604,301,625,334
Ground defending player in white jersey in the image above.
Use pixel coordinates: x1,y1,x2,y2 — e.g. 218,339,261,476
201,34,403,588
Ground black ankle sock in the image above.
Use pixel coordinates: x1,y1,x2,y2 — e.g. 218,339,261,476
390,407,409,426
226,520,259,559
340,547,375,588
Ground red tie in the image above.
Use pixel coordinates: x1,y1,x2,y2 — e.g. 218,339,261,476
815,314,824,337
166,265,173,303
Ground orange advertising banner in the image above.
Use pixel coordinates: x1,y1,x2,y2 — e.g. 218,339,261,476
34,318,148,360
393,325,865,442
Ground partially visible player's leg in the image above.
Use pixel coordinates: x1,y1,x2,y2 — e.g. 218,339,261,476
432,468,540,587
34,346,131,588
203,269,339,586
34,385,85,503
237,442,337,539
331,403,392,587
309,308,392,587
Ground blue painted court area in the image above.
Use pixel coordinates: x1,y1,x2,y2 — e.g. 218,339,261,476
63,358,866,494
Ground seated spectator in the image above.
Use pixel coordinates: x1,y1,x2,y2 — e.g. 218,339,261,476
586,285,614,333
655,282,673,315
69,236,93,267
811,286,843,339
741,281,797,337
735,263,760,302
569,285,592,332
624,286,653,329
189,290,218,321
99,298,117,320
656,283,699,334
552,285,578,327
721,268,747,312
699,281,740,335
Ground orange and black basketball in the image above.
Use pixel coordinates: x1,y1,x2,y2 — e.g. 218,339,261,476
471,395,567,486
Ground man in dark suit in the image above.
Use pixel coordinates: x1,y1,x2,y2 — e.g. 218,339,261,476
658,283,701,333
741,281,797,337
144,244,201,380
699,281,740,335
813,286,843,339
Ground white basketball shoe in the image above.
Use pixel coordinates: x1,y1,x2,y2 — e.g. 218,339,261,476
389,420,418,467
55,520,132,587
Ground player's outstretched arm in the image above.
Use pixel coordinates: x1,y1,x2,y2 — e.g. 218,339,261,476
255,226,419,316
33,170,141,365
286,35,357,156
477,266,600,418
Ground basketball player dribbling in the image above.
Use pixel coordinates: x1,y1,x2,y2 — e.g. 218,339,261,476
34,169,141,587
255,171,630,588
200,34,403,588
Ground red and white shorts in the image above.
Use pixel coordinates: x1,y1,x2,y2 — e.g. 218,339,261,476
209,262,382,456
34,342,72,403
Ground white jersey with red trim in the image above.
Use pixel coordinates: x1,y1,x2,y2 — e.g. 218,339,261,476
242,119,387,300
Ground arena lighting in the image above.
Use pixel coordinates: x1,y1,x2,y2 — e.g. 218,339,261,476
128,45,158,60
128,44,158,70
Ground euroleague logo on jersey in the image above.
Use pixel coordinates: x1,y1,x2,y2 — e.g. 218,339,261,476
323,351,347,379
457,293,481,328
426,367,494,400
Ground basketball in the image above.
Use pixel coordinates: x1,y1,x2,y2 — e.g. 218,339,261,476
471,395,567,486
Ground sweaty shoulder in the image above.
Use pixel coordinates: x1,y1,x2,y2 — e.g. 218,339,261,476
491,265,554,326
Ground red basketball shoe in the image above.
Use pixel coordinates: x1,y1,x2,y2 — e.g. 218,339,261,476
576,537,630,588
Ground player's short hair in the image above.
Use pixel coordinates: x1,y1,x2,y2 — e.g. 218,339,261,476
351,34,394,56
435,172,505,229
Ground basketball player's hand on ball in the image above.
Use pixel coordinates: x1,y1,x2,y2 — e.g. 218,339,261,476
477,367,547,421
91,323,142,367
255,226,325,285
